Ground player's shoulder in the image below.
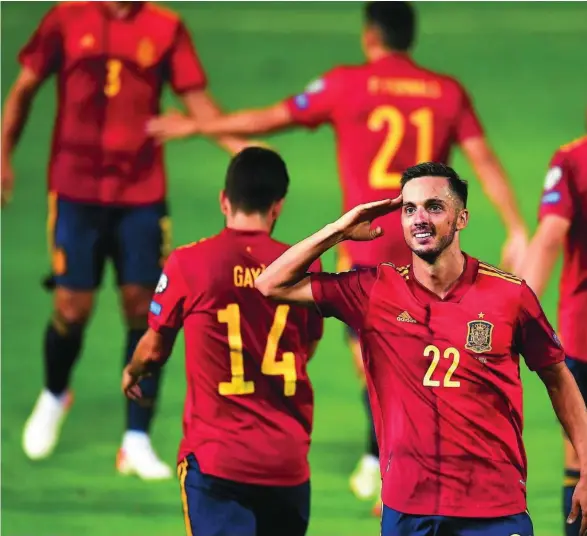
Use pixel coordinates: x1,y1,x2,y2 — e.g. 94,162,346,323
49,1,92,21
378,262,410,281
477,260,523,287
172,233,222,260
409,60,468,92
555,135,587,160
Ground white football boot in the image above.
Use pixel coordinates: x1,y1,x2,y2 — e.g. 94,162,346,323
22,389,73,460
116,431,172,480
349,454,381,500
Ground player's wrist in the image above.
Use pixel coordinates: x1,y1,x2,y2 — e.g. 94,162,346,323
322,222,348,244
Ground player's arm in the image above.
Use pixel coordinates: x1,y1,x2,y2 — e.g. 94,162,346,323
524,154,574,296
122,252,188,399
255,198,399,305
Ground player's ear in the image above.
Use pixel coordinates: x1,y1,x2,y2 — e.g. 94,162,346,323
270,198,285,220
456,208,469,230
219,190,230,216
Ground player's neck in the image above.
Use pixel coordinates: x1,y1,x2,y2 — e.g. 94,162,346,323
367,47,409,63
411,246,466,299
225,213,272,234
104,2,135,19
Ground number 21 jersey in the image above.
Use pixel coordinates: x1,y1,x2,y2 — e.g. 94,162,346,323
149,228,323,486
284,54,484,267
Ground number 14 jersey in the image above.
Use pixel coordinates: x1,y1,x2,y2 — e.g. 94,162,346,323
149,228,323,486
284,54,484,267
310,256,564,517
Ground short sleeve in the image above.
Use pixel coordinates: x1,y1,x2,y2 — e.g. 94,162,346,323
455,88,484,143
306,259,324,342
148,251,189,334
514,281,565,371
310,267,377,331
18,7,63,79
283,69,342,129
167,22,207,94
538,150,574,222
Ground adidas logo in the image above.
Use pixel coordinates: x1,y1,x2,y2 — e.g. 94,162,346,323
397,311,417,324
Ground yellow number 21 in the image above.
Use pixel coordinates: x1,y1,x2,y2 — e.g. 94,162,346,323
422,344,461,388
368,106,433,189
217,304,297,397
104,59,122,98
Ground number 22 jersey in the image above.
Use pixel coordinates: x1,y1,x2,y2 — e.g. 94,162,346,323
148,228,323,486
284,54,484,268
310,256,564,517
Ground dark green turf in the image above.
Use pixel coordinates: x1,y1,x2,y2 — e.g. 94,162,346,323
2,2,586,535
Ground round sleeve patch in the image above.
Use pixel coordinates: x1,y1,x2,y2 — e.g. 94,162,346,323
543,166,562,190
155,273,168,294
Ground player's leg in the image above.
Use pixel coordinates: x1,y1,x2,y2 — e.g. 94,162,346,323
255,480,311,536
380,505,441,536
447,511,534,536
23,196,103,459
178,455,256,536
114,202,172,479
562,357,586,536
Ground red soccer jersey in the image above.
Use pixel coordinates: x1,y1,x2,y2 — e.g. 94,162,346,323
310,256,564,517
148,228,324,486
539,135,587,362
19,2,207,205
284,54,484,268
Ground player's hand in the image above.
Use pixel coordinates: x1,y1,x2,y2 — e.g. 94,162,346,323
332,196,403,242
122,365,143,401
146,110,198,142
1,157,14,207
500,228,528,276
568,475,587,535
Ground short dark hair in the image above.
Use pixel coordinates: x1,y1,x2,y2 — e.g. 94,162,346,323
364,2,416,52
400,162,468,208
224,147,289,214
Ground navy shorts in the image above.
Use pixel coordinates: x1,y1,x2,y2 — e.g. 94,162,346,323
177,454,310,536
47,195,170,290
566,357,587,402
381,506,534,536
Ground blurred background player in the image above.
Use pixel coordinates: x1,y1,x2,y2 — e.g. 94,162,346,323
122,147,323,536
146,0,528,508
0,1,251,478
254,162,587,535
523,132,587,536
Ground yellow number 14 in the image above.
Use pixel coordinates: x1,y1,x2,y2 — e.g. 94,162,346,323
217,303,297,397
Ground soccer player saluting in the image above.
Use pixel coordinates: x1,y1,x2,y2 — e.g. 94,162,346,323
148,1,529,503
254,161,587,535
523,133,587,536
123,147,323,536
1,1,251,477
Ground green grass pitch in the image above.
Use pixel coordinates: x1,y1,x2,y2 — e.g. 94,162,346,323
2,2,587,535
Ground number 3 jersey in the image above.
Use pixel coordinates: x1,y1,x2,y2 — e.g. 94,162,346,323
310,256,564,517
18,2,206,205
283,54,484,267
149,228,324,486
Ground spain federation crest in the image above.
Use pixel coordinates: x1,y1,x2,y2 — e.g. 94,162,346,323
465,320,494,354
136,38,155,68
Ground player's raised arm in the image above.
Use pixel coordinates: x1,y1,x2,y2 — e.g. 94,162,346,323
255,197,400,305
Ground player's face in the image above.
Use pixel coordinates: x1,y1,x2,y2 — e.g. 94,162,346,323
401,176,468,261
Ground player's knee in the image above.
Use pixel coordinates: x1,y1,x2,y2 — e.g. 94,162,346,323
564,436,581,470
54,289,93,325
120,285,152,321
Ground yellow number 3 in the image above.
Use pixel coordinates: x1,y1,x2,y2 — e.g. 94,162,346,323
422,344,461,388
104,59,122,98
217,303,297,397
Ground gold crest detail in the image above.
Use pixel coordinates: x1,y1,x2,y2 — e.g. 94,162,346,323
136,38,155,68
80,34,95,49
465,320,494,354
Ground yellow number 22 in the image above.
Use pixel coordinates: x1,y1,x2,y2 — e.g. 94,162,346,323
422,344,461,388
104,59,122,98
217,304,297,397
368,106,433,189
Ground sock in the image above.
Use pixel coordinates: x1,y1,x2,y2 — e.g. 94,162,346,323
564,468,581,536
363,387,379,459
125,327,163,434
44,314,84,396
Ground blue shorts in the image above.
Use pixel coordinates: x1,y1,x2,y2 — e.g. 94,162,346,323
566,356,587,402
177,454,310,536
381,506,534,536
47,195,170,290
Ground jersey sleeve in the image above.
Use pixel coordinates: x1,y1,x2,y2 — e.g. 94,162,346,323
455,87,484,143
306,259,324,342
283,69,342,129
148,251,189,335
167,21,207,94
310,267,377,331
538,149,574,222
18,7,63,79
514,281,565,371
